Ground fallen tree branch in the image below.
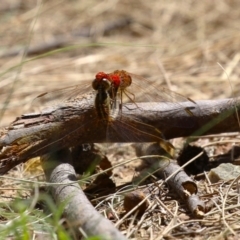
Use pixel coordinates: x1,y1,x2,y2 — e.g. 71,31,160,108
0,17,131,58
0,96,239,174
41,149,127,240
134,143,205,218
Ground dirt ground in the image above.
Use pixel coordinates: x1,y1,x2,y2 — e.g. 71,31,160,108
1,0,240,239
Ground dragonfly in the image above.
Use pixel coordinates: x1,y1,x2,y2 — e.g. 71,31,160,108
32,70,198,155
91,70,132,122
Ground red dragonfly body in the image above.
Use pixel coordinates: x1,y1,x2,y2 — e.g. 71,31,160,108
92,70,132,121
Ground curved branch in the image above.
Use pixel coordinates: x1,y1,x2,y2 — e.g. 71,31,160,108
41,149,127,240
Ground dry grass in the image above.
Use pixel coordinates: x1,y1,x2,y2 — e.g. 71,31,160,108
1,0,240,239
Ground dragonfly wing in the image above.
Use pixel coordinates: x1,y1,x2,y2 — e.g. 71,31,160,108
106,115,174,156
122,72,200,128
30,82,94,112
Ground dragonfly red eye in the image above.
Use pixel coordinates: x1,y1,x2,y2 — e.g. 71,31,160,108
93,72,111,91
95,72,108,80
110,74,121,87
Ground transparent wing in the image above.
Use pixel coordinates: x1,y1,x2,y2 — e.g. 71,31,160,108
127,72,196,103
106,115,174,155
30,80,94,112
119,72,200,127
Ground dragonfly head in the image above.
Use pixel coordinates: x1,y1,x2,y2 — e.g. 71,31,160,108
92,72,111,91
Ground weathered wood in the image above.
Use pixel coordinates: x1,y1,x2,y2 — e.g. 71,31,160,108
41,149,127,240
135,143,205,218
0,96,239,174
